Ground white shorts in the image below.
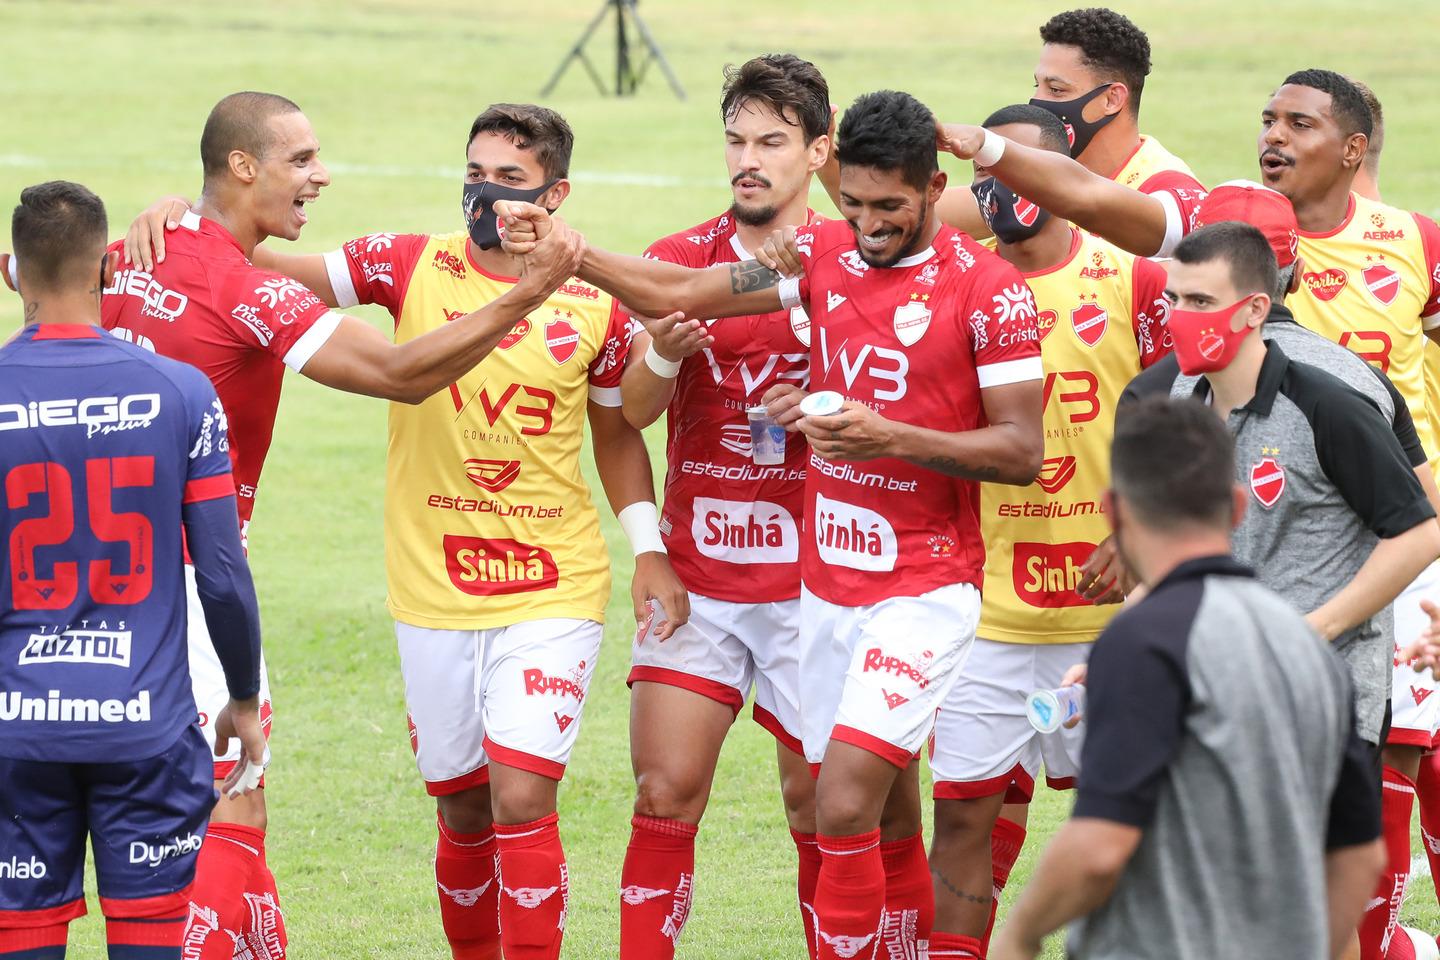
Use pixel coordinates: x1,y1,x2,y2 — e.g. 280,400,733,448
799,582,980,770
630,593,804,754
186,566,272,779
1390,560,1440,748
396,618,601,793
930,639,1091,801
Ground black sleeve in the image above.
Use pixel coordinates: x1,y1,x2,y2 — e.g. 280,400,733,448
1309,383,1436,537
1326,701,1383,849
1073,592,1195,827
1118,353,1180,410
1366,364,1428,468
182,496,263,701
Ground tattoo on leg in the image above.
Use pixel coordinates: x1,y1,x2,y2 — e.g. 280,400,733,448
728,260,781,294
924,456,1000,480
931,867,990,905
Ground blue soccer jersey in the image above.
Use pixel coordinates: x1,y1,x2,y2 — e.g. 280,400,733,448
0,323,235,763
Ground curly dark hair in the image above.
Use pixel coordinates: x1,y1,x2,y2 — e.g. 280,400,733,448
835,90,937,192
1039,8,1152,114
721,54,830,145
1282,69,1374,140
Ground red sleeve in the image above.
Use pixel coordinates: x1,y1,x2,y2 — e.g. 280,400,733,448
1137,170,1209,237
331,232,429,314
1415,213,1440,322
967,262,1042,387
1130,256,1174,368
787,222,826,309
589,299,642,389
224,268,334,366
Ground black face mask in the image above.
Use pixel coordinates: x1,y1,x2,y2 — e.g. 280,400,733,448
462,179,556,250
972,177,1051,244
1029,83,1117,158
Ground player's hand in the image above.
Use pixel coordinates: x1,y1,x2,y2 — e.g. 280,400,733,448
514,216,586,297
1076,536,1133,604
935,121,986,160
763,383,807,431
752,225,804,278
123,195,193,271
632,552,689,642
1399,599,1440,680
496,200,553,255
633,308,711,363
797,400,896,461
1059,663,1088,728
988,924,1040,960
214,695,266,799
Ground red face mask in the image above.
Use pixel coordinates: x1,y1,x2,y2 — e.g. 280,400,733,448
1169,295,1259,375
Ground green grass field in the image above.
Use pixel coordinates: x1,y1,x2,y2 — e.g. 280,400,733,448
5,1,1440,955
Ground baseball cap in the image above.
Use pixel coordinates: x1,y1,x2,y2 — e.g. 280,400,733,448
1193,180,1299,269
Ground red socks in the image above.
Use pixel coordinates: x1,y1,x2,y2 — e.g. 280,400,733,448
185,821,265,959
494,813,569,960
436,814,501,960
792,829,823,960
619,815,698,959
1418,750,1440,912
928,932,985,959
813,830,885,960
981,817,1027,952
0,923,67,959
1359,766,1416,960
879,833,932,959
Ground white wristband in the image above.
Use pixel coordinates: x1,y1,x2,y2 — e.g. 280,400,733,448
974,129,1006,167
618,501,667,556
644,345,682,379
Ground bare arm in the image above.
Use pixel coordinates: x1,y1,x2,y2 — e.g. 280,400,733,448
938,123,1170,256
621,332,679,429
1307,520,1440,641
988,818,1142,960
1326,841,1385,959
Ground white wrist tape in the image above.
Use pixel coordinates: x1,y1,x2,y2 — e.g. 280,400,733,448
618,501,667,555
644,345,682,378
974,129,1006,168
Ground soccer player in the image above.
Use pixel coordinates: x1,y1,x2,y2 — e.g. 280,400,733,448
6,92,586,959
923,103,1171,960
616,55,827,960
502,90,1045,960
0,181,266,959
989,396,1384,960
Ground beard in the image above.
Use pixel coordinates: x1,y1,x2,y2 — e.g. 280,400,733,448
729,199,781,227
856,195,931,268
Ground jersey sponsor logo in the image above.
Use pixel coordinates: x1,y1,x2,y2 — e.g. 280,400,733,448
794,230,815,258
439,879,494,908
679,458,805,483
810,455,918,492
456,382,556,436
108,326,156,352
1364,212,1405,242
660,873,694,945
1249,452,1286,508
255,277,309,307
881,689,909,710
1035,309,1058,342
444,536,560,595
684,216,731,246
464,458,521,492
827,292,848,313
1338,329,1393,374
0,856,46,880
790,306,812,347
1034,456,1078,494
1363,261,1401,305
1413,686,1434,706
701,348,808,399
104,268,190,321
558,281,600,301
362,233,396,252
948,234,977,271
498,317,532,349
717,423,753,457
914,261,941,286
817,328,908,402
621,885,670,906
927,533,955,558
1013,541,1094,608
522,662,587,701
19,629,131,668
1078,251,1119,281
813,493,897,571
1303,268,1348,302
0,689,151,723
0,392,160,437
504,886,560,909
991,282,1038,326
1042,370,1100,424
690,497,799,564
189,396,229,460
129,833,202,867
359,259,394,286
432,249,466,279
231,302,275,345
1070,298,1108,347
545,315,581,365
839,250,869,277
554,711,575,732
1136,297,1173,356
862,647,933,688
968,310,990,351
893,298,931,346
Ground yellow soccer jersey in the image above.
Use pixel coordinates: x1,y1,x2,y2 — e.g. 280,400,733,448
329,231,635,629
980,230,1172,644
1288,194,1440,474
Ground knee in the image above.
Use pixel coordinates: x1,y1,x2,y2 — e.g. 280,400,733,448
633,770,705,824
437,787,494,835
815,782,879,837
489,777,557,826
931,797,1000,851
780,773,816,831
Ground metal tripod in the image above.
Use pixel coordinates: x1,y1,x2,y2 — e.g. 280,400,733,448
540,0,686,100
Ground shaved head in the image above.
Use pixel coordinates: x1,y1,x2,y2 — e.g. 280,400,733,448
200,91,303,181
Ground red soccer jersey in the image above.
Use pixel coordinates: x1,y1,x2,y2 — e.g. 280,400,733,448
1108,135,1208,255
100,211,338,544
781,219,1043,605
645,212,813,603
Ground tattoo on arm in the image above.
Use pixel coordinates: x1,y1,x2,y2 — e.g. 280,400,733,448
931,867,990,905
925,456,1000,480
728,260,781,295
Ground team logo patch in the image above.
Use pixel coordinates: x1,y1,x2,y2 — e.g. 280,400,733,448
1014,196,1040,226
893,300,931,346
545,316,580,365
1070,300,1108,347
1364,262,1401,306
498,318,531,349
438,879,493,908
1303,268,1348,302
621,885,670,906
881,689,909,711
790,305,812,347
554,712,575,732
1036,309,1058,342
463,458,521,492
1034,455,1077,494
1249,455,1286,508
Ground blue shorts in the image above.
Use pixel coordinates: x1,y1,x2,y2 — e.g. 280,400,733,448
0,724,215,926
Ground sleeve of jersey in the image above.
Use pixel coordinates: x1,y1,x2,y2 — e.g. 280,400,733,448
971,265,1043,388
183,496,262,701
1139,171,1208,258
1373,368,1429,468
321,233,428,313
1311,387,1437,537
1414,213,1440,327
777,224,819,312
183,373,236,503
1130,257,1174,368
588,299,643,407
223,270,343,374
